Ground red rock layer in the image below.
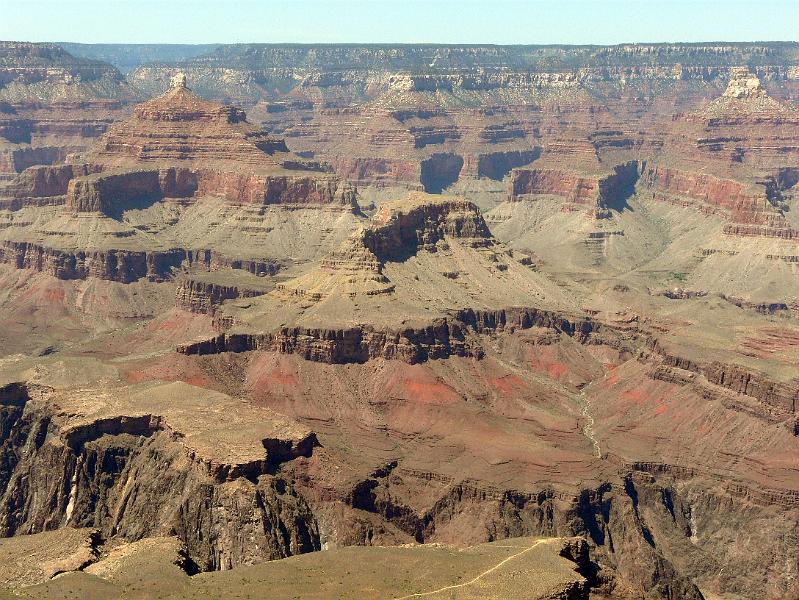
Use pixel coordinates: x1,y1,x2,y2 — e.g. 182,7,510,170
90,84,289,167
0,164,97,209
639,165,797,237
508,161,639,217
510,168,600,203
64,167,357,214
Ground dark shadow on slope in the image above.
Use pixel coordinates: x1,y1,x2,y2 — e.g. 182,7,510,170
477,148,541,181
601,161,640,213
111,192,163,221
420,153,464,193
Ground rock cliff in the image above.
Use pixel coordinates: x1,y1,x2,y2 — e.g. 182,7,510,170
177,306,606,364
0,42,127,102
364,193,494,258
0,381,319,571
63,167,356,214
509,161,640,217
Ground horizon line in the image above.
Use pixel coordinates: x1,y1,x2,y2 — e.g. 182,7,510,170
17,39,799,47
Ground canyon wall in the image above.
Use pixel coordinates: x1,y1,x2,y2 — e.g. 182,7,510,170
364,197,493,258
177,306,608,364
124,43,799,102
639,164,798,237
63,168,358,214
0,42,128,102
0,383,320,571
175,278,270,315
0,241,186,283
509,161,640,216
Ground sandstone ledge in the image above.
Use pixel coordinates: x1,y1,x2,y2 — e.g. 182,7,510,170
177,306,608,364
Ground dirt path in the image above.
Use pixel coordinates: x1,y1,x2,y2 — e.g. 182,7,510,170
393,538,553,599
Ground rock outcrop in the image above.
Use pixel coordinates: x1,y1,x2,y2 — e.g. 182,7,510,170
121,42,799,191
365,193,494,257
175,276,272,314
691,67,799,119
178,306,606,364
651,343,799,419
0,241,186,283
0,164,97,209
63,166,356,214
0,381,320,571
508,161,640,219
89,75,292,166
0,73,362,292
0,242,286,284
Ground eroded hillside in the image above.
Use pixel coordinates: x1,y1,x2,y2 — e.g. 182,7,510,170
0,42,797,600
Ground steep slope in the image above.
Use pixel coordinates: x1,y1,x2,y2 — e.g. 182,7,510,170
0,74,362,283
181,192,577,361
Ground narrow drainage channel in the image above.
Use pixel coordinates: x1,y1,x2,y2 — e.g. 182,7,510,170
578,389,601,458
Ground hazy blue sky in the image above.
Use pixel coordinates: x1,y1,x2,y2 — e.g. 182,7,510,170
2,0,797,45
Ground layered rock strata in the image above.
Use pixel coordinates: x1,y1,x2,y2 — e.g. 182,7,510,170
639,165,797,238
175,275,273,315
0,381,319,571
0,243,279,284
177,306,608,363
509,161,640,217
63,167,355,214
0,42,127,102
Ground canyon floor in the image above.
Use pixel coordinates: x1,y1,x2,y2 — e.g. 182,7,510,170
0,42,797,599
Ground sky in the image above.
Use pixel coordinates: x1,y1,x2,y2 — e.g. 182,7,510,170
1,0,797,45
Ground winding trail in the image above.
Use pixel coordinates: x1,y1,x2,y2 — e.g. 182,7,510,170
393,538,553,599
578,389,602,458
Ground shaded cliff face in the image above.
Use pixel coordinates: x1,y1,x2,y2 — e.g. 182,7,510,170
0,381,320,571
365,194,493,258
62,168,356,215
